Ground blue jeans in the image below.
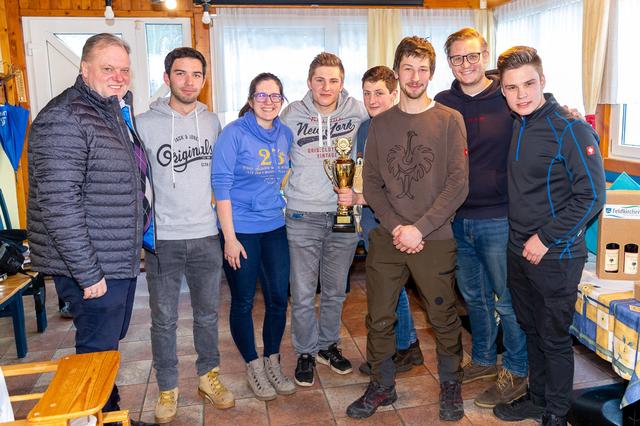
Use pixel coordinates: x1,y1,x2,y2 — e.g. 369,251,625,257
221,226,290,363
361,206,417,350
286,209,356,355
452,217,528,377
146,236,222,390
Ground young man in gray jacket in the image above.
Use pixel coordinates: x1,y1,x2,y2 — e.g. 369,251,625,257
280,52,368,387
136,47,233,423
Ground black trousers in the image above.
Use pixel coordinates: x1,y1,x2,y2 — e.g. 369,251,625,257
507,250,584,417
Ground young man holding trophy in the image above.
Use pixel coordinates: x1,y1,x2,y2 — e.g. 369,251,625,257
280,52,368,387
347,36,469,420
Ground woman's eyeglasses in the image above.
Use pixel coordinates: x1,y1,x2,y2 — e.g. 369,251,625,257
252,92,284,103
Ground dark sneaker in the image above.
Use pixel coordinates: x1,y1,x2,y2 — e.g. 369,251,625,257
394,340,424,372
59,301,73,319
346,381,397,419
317,343,352,374
474,368,528,408
358,361,372,375
542,413,568,426
462,362,497,384
439,380,464,421
493,393,544,422
294,353,315,387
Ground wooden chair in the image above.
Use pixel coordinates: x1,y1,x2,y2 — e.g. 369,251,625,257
1,351,129,425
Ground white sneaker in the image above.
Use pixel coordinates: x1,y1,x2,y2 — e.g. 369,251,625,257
247,358,277,401
264,354,296,395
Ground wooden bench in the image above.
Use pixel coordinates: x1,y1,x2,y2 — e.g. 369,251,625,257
0,273,46,359
1,351,130,425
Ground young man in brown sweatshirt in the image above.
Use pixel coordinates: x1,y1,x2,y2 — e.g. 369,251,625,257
346,36,469,421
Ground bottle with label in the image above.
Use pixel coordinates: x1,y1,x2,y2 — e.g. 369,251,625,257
605,243,620,273
624,243,638,275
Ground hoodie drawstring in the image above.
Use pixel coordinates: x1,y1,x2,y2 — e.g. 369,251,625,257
170,111,176,188
195,107,203,150
317,113,332,147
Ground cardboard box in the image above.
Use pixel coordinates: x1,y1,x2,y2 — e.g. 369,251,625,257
596,190,640,280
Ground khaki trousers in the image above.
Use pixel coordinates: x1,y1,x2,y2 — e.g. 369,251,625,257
365,226,463,386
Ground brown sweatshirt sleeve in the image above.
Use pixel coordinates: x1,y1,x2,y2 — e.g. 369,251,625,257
413,111,469,237
363,122,404,233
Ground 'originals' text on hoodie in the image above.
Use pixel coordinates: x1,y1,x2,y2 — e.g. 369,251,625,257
136,97,221,240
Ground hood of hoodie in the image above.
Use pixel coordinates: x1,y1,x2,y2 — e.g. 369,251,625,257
280,88,368,213
447,73,503,102
136,97,221,240
238,110,285,146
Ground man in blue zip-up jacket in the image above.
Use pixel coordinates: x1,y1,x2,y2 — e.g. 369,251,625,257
492,46,605,426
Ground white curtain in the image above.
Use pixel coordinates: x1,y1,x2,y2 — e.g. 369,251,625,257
494,0,584,112
400,9,475,96
600,0,640,105
212,8,367,125
367,9,402,69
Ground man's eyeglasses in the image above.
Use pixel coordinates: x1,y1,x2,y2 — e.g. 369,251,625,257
252,92,284,103
448,51,485,67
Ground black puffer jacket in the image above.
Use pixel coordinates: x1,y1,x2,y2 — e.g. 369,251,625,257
27,75,144,288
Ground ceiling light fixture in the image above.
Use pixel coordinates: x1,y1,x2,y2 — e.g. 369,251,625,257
104,0,115,19
194,0,214,26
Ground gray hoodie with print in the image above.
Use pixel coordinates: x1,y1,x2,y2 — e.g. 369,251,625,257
136,98,220,240
280,89,368,212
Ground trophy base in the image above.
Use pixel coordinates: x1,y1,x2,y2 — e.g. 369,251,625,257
333,214,356,233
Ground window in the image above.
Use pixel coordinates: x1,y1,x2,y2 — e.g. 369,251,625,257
212,8,367,125
145,24,186,98
604,0,640,160
494,0,584,112
610,105,640,159
400,9,475,96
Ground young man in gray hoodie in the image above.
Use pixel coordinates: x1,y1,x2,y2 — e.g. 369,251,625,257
280,52,368,387
136,47,234,424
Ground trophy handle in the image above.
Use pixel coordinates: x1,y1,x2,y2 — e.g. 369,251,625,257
323,159,336,186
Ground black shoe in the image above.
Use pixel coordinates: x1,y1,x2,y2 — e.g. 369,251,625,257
358,361,372,375
346,381,397,419
493,393,545,422
542,413,568,426
131,420,159,426
394,340,424,372
59,301,73,319
294,353,315,387
439,380,464,421
317,343,352,374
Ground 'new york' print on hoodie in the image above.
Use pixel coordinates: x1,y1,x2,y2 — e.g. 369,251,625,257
280,89,368,212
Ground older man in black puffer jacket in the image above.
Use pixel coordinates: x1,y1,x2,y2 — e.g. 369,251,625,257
27,33,156,426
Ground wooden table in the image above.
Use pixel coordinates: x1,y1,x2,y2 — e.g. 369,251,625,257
0,273,42,358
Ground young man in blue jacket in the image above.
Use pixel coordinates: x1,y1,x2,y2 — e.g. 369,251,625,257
493,46,605,426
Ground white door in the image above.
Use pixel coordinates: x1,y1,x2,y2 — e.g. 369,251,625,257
22,17,191,116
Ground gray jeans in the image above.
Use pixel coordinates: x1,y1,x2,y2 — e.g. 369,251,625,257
146,235,222,391
285,209,357,355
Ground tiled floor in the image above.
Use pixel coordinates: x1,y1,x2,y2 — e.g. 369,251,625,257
1,259,623,425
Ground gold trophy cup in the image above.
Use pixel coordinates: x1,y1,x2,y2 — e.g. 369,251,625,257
323,137,356,233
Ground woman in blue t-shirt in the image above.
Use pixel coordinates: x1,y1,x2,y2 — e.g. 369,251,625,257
212,72,294,401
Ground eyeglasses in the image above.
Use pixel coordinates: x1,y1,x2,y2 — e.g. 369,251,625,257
448,51,485,67
252,92,284,103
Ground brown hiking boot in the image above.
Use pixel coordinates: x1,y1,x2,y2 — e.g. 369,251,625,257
462,362,498,384
474,368,528,408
